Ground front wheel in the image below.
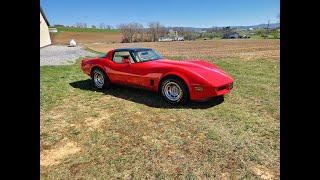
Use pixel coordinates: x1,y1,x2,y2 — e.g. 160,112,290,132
160,78,188,104
91,69,110,89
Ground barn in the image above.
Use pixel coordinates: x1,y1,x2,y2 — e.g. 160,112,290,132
40,7,51,48
223,32,240,39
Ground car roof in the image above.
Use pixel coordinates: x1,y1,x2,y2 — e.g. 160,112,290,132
114,48,153,52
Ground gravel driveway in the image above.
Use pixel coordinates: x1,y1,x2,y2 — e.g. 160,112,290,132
40,45,98,66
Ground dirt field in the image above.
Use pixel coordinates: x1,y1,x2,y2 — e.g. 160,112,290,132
51,31,122,45
85,39,280,60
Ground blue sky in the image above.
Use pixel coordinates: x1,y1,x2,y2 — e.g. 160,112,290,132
41,0,279,28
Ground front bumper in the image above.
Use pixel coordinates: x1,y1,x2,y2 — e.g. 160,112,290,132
189,82,233,101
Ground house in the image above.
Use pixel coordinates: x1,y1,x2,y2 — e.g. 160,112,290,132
49,27,58,33
40,7,51,48
158,29,184,41
158,37,174,41
158,35,184,42
176,36,184,41
168,29,178,36
223,32,240,39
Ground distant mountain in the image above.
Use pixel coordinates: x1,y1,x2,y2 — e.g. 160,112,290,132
229,23,280,29
167,23,280,31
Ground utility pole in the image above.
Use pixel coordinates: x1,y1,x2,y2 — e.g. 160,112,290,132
266,20,270,38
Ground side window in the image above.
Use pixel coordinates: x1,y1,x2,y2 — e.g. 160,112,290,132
112,51,133,63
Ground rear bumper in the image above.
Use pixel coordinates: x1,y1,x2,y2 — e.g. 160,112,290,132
189,82,233,101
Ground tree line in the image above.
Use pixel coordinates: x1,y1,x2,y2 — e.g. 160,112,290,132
118,22,198,43
54,23,114,30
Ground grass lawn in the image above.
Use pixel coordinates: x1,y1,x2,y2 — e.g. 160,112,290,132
40,55,279,179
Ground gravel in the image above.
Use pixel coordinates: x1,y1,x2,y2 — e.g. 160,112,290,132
40,45,98,66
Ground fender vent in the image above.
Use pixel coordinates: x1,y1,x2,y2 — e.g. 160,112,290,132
150,80,154,86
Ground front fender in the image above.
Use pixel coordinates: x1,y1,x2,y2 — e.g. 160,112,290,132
160,71,191,90
159,68,210,92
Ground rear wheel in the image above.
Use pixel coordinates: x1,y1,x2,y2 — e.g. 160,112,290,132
160,77,188,104
91,68,110,89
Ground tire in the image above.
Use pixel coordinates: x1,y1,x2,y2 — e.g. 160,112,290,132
91,68,111,90
160,77,188,104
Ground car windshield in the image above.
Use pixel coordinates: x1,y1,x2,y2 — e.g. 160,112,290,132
132,49,163,62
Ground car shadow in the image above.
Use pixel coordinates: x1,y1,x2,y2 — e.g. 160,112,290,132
69,79,224,109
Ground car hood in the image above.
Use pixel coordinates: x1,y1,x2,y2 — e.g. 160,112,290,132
154,59,234,86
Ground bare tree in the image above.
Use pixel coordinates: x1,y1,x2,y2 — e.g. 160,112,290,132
99,23,106,29
176,27,185,37
75,22,87,28
148,22,165,41
267,20,270,30
118,23,144,43
159,27,168,38
106,25,113,30
183,30,196,40
134,26,145,42
75,22,81,28
99,23,113,29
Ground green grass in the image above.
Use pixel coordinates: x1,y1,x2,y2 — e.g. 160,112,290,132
84,47,105,55
250,35,280,39
55,26,119,33
250,29,280,39
40,56,279,179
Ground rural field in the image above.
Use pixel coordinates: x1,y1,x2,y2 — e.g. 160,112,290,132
86,39,279,60
51,31,122,45
40,39,280,179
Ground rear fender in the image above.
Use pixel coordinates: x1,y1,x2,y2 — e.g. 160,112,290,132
90,64,106,77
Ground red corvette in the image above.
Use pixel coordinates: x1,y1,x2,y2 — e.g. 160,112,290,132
81,48,234,104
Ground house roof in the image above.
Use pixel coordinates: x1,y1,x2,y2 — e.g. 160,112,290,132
40,6,50,26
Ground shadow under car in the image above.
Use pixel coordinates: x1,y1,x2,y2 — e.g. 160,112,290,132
69,79,224,109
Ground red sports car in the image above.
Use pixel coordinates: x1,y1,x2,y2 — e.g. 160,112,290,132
81,48,234,104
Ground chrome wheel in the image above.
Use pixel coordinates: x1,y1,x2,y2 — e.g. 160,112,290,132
162,81,183,102
93,71,104,88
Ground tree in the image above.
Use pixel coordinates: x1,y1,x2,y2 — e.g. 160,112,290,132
118,23,144,43
75,22,87,28
106,25,113,30
54,24,65,27
75,22,81,28
148,22,166,42
99,23,106,29
183,30,197,40
91,25,96,29
99,23,113,29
